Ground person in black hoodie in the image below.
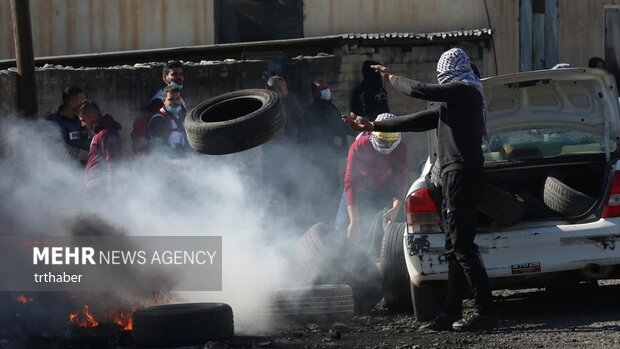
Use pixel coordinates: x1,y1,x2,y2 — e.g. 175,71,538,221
77,100,123,196
350,60,390,121
342,48,496,332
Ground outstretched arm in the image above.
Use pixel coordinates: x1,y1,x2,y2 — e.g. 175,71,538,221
372,64,465,102
374,108,439,132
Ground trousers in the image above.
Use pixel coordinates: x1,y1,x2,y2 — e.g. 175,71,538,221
441,168,495,315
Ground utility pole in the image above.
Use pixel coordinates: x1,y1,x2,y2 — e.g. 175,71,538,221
10,0,38,117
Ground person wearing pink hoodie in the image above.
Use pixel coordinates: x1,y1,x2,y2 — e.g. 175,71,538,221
77,99,123,196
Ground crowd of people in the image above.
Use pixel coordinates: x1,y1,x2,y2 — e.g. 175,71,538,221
46,52,613,332
46,59,404,228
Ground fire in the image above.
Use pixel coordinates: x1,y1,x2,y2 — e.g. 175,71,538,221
15,294,32,304
68,305,99,328
110,312,133,331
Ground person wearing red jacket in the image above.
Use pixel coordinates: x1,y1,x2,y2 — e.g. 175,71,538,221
77,100,123,196
334,113,408,246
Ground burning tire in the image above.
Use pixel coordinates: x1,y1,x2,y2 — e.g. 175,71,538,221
185,89,284,155
132,303,233,347
266,285,354,324
297,223,382,314
543,176,597,217
380,222,413,313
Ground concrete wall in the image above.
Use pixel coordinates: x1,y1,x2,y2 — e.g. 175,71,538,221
21,60,268,154
0,0,216,60
0,71,17,117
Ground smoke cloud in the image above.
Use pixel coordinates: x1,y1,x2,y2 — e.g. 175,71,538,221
0,115,341,335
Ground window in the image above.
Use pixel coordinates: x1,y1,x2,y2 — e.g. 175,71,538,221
484,128,610,163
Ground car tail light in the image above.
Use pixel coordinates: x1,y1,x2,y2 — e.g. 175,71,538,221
405,188,441,228
603,170,620,218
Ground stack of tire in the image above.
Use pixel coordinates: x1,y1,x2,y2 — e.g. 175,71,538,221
297,223,383,314
264,285,355,326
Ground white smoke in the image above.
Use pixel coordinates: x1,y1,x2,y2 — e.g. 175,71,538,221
0,115,335,334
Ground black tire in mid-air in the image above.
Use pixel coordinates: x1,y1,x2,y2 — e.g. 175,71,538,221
132,303,234,347
185,89,284,155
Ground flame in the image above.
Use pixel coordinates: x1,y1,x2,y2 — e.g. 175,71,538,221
69,305,99,328
111,312,133,331
15,294,32,304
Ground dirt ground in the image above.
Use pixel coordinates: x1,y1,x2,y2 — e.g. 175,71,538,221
216,281,620,349
3,282,619,348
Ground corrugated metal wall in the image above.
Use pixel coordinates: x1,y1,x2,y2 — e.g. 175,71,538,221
558,0,605,67
0,0,215,60
302,0,490,36
557,0,620,67
0,0,614,76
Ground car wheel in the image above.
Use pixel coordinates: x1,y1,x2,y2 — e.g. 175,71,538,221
543,176,597,217
298,223,383,314
265,285,355,324
132,303,233,347
410,282,444,322
185,89,284,155
380,222,413,313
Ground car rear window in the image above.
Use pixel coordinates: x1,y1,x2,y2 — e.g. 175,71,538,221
483,128,614,162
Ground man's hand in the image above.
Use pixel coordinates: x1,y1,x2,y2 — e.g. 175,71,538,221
371,64,395,81
341,112,374,132
383,206,399,223
347,220,361,243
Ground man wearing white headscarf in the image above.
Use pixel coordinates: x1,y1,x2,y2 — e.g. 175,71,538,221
342,48,496,332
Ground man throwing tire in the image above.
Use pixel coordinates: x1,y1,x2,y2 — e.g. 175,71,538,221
342,48,497,332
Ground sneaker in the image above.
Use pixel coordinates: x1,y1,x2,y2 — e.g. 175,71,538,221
451,312,498,332
418,312,462,332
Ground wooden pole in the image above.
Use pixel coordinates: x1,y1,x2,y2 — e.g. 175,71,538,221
10,0,38,117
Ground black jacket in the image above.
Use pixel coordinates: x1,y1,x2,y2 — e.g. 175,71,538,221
374,76,485,172
350,60,390,121
303,99,348,156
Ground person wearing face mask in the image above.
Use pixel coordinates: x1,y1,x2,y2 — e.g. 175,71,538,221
148,60,188,115
46,86,91,164
334,113,408,253
350,60,391,122
148,86,189,154
302,80,351,225
304,80,349,154
342,48,497,332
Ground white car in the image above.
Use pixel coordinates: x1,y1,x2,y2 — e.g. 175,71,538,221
401,68,620,321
